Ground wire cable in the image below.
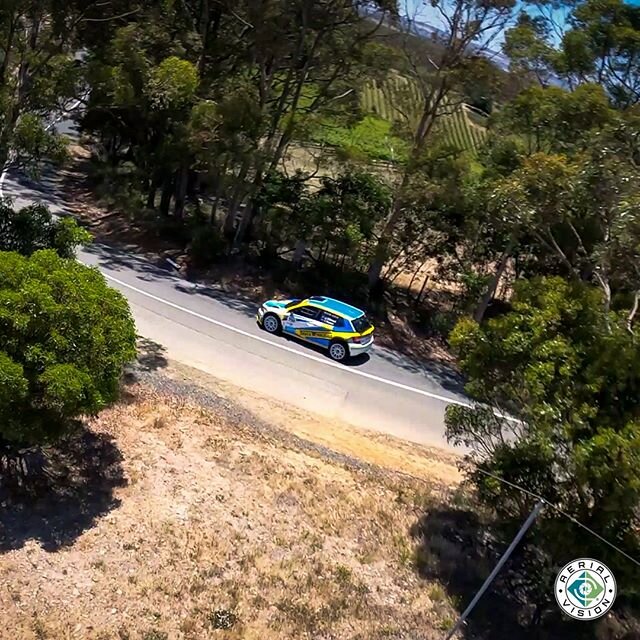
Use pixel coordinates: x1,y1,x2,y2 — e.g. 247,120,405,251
474,467,640,568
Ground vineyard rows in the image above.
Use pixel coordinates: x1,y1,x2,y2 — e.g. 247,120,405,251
360,75,488,152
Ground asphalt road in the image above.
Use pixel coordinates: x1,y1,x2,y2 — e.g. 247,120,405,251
0,119,469,450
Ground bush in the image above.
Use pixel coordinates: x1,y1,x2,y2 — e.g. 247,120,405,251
0,201,91,257
188,225,226,268
0,250,136,449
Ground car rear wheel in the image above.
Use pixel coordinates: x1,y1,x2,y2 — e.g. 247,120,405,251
328,340,348,362
262,313,282,335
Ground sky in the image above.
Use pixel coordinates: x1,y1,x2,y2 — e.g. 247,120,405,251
402,0,561,40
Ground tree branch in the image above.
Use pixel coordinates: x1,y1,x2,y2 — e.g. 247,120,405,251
627,290,640,335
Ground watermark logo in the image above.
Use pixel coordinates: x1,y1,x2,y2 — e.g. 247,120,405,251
555,558,616,620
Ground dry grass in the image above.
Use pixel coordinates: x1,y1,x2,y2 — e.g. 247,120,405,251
0,383,459,640
168,362,462,488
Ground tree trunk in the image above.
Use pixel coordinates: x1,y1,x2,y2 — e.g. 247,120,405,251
416,273,430,306
473,244,513,323
223,160,250,237
0,13,16,87
173,162,189,219
408,260,426,299
627,290,640,335
146,176,159,209
292,238,306,268
159,176,173,216
210,198,219,225
367,191,405,289
367,79,448,292
233,171,266,249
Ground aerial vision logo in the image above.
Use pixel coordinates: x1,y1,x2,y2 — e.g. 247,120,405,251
555,558,617,620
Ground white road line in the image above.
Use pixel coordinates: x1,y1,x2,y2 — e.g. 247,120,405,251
1,100,519,425
102,272,472,408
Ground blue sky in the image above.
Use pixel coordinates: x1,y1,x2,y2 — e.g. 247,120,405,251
402,0,640,47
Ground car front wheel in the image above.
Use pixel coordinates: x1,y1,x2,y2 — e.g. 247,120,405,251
328,340,348,362
262,312,282,335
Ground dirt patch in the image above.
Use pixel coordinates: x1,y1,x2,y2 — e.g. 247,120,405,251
0,373,460,640
168,361,462,487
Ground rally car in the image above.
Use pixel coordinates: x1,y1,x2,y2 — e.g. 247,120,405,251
256,296,374,362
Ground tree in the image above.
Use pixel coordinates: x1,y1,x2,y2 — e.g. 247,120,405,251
256,168,391,271
226,0,398,246
446,275,640,620
502,12,557,87
0,250,136,459
0,201,91,257
366,0,517,290
505,0,640,107
456,89,638,323
558,0,640,107
0,0,87,172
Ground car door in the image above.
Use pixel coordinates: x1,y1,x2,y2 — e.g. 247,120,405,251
283,304,322,339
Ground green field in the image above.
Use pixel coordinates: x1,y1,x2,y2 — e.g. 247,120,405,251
361,76,489,152
308,74,489,163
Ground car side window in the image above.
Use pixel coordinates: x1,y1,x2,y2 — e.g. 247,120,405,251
319,311,341,326
292,305,320,320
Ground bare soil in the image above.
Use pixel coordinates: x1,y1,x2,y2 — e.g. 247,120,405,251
0,363,461,640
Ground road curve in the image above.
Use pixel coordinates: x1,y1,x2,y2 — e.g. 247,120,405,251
0,119,468,450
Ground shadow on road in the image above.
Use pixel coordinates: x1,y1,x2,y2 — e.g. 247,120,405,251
82,243,261,322
0,428,126,553
136,336,169,371
373,346,466,395
278,328,372,366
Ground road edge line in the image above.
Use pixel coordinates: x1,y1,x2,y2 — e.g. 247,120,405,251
102,271,472,409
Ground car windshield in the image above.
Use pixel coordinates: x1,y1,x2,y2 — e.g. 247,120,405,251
285,299,302,309
351,315,373,333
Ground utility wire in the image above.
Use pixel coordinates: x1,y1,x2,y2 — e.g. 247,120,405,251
474,467,640,568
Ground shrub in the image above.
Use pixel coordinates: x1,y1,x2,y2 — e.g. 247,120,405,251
0,250,136,449
188,224,226,268
0,201,91,257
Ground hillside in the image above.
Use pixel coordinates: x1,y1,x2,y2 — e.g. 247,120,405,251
308,73,489,163
0,357,461,640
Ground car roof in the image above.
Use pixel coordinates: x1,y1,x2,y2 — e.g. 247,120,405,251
307,296,364,320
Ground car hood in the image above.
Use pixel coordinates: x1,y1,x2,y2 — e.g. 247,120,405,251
263,299,296,309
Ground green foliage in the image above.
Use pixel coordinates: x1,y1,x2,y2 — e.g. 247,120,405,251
0,202,91,258
446,276,640,599
258,168,390,268
188,225,226,268
12,114,69,171
503,13,557,83
147,57,199,112
310,116,407,162
0,250,136,447
500,83,614,152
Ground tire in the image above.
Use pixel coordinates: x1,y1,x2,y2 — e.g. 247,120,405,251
262,312,282,335
328,340,348,362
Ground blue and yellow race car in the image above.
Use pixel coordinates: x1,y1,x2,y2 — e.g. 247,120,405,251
256,296,374,362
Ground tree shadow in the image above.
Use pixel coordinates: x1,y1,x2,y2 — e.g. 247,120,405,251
420,505,563,638
0,427,127,552
136,336,169,372
410,505,618,640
